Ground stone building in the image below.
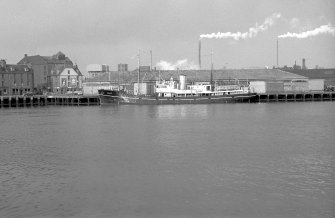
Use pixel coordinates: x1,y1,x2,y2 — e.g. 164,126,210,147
0,59,34,96
18,51,74,92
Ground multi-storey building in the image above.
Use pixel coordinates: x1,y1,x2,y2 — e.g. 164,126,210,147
18,51,74,91
0,59,34,96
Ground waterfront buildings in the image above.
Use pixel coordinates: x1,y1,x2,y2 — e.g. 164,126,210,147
0,59,34,96
17,51,74,91
281,68,335,90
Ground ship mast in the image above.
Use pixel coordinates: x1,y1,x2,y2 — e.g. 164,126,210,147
137,49,140,95
210,50,214,91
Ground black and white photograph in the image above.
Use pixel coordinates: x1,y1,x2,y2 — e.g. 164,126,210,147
0,0,334,217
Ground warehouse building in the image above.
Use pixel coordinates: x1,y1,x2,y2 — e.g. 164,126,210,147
84,68,312,95
86,64,109,78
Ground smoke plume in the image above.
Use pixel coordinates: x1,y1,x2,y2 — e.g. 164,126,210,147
156,59,199,70
278,24,335,38
200,12,281,40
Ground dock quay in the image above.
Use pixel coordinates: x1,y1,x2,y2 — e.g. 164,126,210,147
0,95,100,108
1,92,334,108
254,91,335,103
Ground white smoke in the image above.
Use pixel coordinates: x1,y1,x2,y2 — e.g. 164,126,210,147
278,24,335,38
156,59,199,70
200,12,281,40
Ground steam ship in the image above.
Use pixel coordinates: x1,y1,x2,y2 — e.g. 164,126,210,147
98,75,256,105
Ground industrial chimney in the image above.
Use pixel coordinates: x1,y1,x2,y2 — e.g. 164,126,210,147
0,59,6,68
276,38,279,68
198,39,202,70
302,58,306,70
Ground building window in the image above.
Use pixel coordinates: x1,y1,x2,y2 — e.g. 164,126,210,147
68,70,70,74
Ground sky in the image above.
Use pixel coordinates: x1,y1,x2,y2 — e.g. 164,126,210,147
1,0,335,75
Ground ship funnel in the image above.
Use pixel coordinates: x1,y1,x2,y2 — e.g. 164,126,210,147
179,75,186,90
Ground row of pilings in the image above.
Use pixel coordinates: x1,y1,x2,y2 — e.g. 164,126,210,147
0,95,100,108
253,92,335,103
1,92,335,108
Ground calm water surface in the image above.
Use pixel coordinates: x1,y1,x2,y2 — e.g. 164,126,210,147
0,103,334,218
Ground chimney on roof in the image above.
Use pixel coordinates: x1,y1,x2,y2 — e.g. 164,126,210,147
0,59,6,68
24,54,28,58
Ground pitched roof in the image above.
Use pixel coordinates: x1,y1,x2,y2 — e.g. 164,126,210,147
281,69,335,79
51,67,83,76
53,51,65,58
74,67,83,76
18,55,47,65
86,69,307,83
17,52,73,65
0,64,32,73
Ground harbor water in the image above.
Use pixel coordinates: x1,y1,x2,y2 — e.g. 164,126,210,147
0,102,334,218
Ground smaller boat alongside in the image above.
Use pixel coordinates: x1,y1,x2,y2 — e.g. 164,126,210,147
98,75,256,105
97,89,120,104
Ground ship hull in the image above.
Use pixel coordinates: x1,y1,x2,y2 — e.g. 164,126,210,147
98,90,120,105
98,90,257,105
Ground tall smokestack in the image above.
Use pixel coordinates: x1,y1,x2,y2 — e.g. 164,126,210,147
302,58,306,69
276,38,279,68
198,39,201,70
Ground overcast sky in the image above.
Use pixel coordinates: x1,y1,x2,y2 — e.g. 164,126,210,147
1,0,335,74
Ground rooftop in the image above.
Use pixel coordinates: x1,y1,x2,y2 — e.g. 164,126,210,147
0,63,32,74
86,69,307,83
280,68,335,79
18,51,73,65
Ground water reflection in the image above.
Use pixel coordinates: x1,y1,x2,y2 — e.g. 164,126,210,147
0,103,334,218
149,104,210,120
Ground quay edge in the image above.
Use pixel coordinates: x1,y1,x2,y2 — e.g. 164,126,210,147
1,92,335,108
254,91,335,103
0,95,100,108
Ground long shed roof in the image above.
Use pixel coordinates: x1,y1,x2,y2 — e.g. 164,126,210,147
87,68,307,83
280,69,335,79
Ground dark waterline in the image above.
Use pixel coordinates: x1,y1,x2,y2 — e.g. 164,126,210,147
0,102,334,218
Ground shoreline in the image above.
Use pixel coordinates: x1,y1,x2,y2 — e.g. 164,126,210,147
1,91,335,108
